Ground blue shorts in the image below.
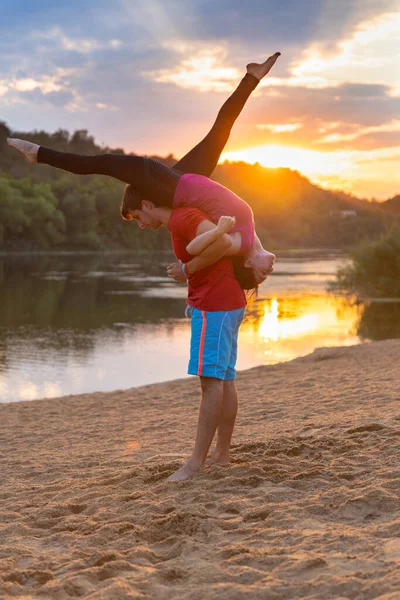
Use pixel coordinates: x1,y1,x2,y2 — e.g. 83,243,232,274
187,306,245,380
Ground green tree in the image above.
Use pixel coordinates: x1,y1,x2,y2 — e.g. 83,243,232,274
330,230,400,298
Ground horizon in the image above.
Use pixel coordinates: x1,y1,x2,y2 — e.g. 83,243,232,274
1,0,399,199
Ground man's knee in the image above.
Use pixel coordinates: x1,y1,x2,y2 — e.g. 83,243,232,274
200,376,223,394
223,380,236,392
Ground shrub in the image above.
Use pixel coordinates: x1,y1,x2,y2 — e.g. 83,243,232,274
329,230,400,298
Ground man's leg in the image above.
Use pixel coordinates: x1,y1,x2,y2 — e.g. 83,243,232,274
173,52,280,178
206,380,238,465
206,307,245,465
167,377,224,482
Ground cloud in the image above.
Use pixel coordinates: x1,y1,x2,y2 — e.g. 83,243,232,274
1,0,399,198
256,123,303,133
144,45,241,92
287,11,400,93
31,26,122,54
316,120,400,144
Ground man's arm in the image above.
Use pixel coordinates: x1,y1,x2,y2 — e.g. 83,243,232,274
166,219,232,282
186,236,231,273
186,220,231,273
167,235,231,281
186,216,236,256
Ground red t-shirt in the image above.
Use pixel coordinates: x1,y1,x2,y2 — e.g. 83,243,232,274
173,173,255,254
168,208,246,312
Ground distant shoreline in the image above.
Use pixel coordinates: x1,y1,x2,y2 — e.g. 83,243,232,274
0,247,346,257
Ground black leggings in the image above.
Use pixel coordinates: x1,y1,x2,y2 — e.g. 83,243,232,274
38,73,259,206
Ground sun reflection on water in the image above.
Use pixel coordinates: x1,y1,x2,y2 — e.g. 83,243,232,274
238,295,361,367
257,297,321,342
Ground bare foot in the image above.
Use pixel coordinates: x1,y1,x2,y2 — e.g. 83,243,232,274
167,460,203,482
205,453,231,467
247,52,281,81
7,138,39,165
217,215,236,235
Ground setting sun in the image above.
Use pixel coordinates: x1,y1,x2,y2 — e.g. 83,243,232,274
220,144,356,192
220,143,400,198
221,144,351,177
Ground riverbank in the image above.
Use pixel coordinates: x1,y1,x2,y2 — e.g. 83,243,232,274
1,340,399,599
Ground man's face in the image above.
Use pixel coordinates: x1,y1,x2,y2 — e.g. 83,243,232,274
128,201,163,230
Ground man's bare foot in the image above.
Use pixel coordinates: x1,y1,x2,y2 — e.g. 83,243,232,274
6,138,39,165
205,452,231,467
167,460,203,482
217,215,236,235
247,52,281,81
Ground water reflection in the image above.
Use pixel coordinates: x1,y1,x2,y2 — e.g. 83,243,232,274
238,295,361,368
356,300,400,341
0,252,399,403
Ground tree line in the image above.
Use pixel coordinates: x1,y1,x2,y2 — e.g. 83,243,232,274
0,122,397,251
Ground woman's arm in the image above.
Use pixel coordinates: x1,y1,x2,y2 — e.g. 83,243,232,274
166,221,232,282
186,237,231,274
185,215,244,257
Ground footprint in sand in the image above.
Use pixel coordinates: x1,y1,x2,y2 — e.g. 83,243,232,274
3,570,53,587
279,557,329,582
243,507,272,522
339,488,400,520
383,538,400,562
346,423,387,434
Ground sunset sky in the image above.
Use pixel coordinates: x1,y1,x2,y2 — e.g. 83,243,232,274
1,0,399,199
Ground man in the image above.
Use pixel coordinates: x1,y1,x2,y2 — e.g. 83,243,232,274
128,198,247,482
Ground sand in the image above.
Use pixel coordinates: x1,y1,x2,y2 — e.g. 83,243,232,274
1,339,400,600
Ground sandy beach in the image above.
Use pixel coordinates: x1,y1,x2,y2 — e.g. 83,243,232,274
1,339,400,599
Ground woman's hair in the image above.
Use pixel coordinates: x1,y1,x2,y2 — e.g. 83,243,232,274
120,184,143,221
231,256,258,302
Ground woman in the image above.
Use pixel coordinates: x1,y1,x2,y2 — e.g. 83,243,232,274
7,52,280,287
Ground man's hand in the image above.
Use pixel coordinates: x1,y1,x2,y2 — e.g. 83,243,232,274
167,261,187,283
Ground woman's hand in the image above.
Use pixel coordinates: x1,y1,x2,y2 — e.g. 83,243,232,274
167,261,187,283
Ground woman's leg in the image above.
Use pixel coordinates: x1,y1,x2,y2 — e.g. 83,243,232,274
7,138,181,206
173,73,258,177
173,52,280,177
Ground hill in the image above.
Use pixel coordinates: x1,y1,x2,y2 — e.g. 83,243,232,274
382,195,400,214
0,122,397,251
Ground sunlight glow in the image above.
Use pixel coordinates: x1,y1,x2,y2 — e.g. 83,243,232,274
258,298,321,343
18,382,39,401
221,144,352,177
125,440,141,453
220,143,400,198
237,296,360,368
257,123,303,133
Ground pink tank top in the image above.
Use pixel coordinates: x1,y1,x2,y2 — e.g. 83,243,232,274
173,174,254,255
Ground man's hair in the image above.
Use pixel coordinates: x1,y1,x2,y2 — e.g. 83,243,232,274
120,184,144,221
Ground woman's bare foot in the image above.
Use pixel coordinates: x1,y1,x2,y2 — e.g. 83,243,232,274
247,52,281,81
6,138,39,165
167,459,204,482
217,215,236,235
